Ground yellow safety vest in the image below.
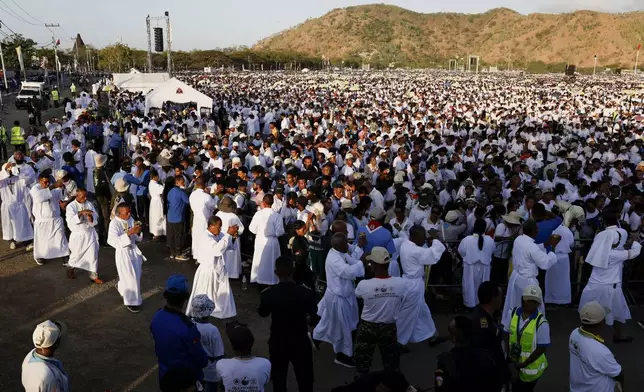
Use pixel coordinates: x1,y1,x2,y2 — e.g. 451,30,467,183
0,126,6,143
51,90,59,100
10,126,24,145
508,308,548,382
70,84,76,93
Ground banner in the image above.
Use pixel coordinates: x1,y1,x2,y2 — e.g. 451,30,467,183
15,46,24,73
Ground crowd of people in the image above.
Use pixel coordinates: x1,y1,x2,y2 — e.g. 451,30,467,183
9,69,644,391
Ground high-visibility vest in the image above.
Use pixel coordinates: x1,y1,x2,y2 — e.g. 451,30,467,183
10,126,24,145
51,90,59,101
70,84,76,93
508,307,548,382
0,126,6,141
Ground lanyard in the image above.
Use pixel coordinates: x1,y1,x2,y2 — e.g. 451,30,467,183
579,327,604,343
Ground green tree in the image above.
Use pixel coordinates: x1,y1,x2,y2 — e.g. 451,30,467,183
97,43,134,72
1,34,37,71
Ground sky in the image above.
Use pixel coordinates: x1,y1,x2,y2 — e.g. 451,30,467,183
1,0,642,51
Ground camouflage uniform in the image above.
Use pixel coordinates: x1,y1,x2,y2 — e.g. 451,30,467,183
354,320,400,375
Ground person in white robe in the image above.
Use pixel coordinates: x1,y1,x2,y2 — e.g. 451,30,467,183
0,162,34,249
248,194,285,285
186,216,239,319
312,232,366,366
107,203,145,313
148,170,166,238
189,177,218,259
84,145,97,193
501,220,559,328
579,213,642,342
458,219,495,308
30,173,70,265
65,189,102,283
545,206,584,305
216,197,245,279
398,225,446,345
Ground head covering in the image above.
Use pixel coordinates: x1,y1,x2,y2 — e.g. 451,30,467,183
502,211,522,225
445,210,459,223
369,206,386,220
114,178,129,193
564,206,585,227
218,196,236,213
165,274,189,294
580,301,610,325
341,199,353,210
32,320,62,349
393,174,404,184
232,157,241,164
94,154,107,168
54,169,68,181
585,229,619,269
190,294,215,319
522,284,543,304
366,247,391,264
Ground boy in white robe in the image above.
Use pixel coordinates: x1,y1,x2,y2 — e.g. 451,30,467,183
313,232,366,368
108,203,144,313
30,173,70,265
65,188,102,283
186,215,239,319
0,162,34,250
189,177,218,259
249,194,285,285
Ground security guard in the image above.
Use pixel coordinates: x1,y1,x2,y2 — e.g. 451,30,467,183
470,281,509,388
258,256,318,392
51,87,59,108
70,82,77,99
10,120,25,153
504,285,550,392
435,316,501,392
0,120,7,161
150,275,208,389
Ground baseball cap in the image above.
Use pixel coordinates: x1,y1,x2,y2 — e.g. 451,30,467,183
369,206,386,220
366,247,391,264
32,320,62,349
165,274,189,294
522,285,543,304
580,301,610,325
341,199,353,210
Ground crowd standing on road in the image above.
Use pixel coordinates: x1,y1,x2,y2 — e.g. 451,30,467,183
6,69,644,391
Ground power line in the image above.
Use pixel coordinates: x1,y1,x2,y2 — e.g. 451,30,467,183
9,0,44,24
0,1,40,26
0,20,18,35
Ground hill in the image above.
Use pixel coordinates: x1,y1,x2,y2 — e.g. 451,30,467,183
253,5,644,69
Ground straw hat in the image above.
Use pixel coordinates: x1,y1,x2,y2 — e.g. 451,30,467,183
94,154,107,168
115,178,129,193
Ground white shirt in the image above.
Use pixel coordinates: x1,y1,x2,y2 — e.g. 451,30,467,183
194,321,225,382
511,235,558,278
22,349,69,392
569,328,621,392
355,277,407,323
216,357,271,392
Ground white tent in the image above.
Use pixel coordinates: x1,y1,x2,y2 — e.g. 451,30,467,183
144,78,213,116
112,71,170,94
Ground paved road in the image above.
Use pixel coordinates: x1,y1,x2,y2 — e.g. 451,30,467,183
0,101,643,391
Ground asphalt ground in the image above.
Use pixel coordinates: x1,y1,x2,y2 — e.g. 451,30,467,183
0,97,643,391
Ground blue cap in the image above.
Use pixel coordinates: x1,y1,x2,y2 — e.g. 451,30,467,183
165,274,189,294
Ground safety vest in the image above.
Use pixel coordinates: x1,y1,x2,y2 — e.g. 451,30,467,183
70,84,76,93
508,307,548,382
10,126,24,145
51,90,59,101
0,126,6,142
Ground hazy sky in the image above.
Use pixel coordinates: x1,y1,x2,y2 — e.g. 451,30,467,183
2,0,642,50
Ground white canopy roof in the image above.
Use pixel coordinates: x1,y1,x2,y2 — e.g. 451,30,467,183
112,72,170,94
144,78,213,116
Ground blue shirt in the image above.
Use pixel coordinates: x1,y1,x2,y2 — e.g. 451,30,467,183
167,187,189,223
357,223,396,255
61,165,84,189
109,133,123,149
535,217,563,245
150,307,208,382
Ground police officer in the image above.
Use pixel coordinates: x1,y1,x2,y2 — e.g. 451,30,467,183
150,275,209,390
504,285,550,392
51,87,59,108
470,281,508,389
435,316,501,392
258,256,318,392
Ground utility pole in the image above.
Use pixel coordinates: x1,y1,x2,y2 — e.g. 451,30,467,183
593,54,597,76
0,23,8,89
45,23,61,89
165,11,172,75
146,15,152,72
636,43,642,74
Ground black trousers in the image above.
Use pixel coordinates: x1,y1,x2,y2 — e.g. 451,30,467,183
512,379,538,392
167,221,187,255
491,257,509,285
269,336,313,392
0,142,7,161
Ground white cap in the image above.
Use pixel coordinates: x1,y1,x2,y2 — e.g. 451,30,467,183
394,174,404,184
580,301,610,325
345,153,354,160
284,158,293,165
232,157,241,164
54,169,68,181
369,206,386,220
232,141,239,147
522,285,543,304
341,199,353,209
32,320,62,349
366,247,391,265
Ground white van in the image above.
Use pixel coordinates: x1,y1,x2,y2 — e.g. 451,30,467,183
16,82,50,110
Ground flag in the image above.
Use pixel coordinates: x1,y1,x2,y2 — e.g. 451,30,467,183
56,39,60,46
639,43,642,51
15,46,25,73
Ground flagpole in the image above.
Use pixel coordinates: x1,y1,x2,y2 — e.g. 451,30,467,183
636,43,642,74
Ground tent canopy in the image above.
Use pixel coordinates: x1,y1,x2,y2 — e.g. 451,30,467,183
145,78,213,116
112,72,170,94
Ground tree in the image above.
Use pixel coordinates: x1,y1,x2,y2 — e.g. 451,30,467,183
1,34,37,71
97,43,134,72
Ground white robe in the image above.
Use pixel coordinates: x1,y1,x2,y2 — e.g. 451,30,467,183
65,200,99,274
579,242,642,325
215,211,245,279
85,150,97,193
248,208,285,285
148,180,166,236
189,189,217,258
313,248,365,356
0,173,34,242
30,185,70,260
186,231,237,319
398,239,446,344
458,234,494,308
108,217,144,306
545,225,574,304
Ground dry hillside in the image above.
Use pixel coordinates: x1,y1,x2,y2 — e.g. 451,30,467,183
253,5,644,68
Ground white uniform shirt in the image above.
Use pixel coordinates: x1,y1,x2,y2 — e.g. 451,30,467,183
194,321,225,383
355,276,407,323
216,357,271,392
569,328,621,392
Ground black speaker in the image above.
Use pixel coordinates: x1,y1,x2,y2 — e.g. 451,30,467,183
154,28,164,52
565,64,576,76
